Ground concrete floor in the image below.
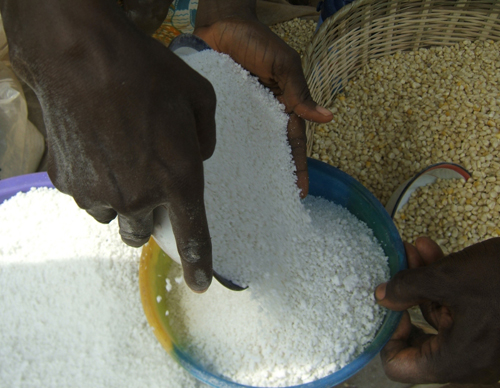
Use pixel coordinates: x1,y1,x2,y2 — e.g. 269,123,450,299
334,356,500,388
333,356,411,388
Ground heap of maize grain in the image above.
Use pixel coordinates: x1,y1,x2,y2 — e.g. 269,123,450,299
311,39,500,254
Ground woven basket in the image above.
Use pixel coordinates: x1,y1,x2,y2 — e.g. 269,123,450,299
303,0,500,156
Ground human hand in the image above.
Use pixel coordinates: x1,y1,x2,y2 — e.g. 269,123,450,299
4,0,215,292
193,0,333,197
375,237,500,384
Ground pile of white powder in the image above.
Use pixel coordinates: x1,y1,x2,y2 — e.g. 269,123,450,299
0,189,202,388
0,50,389,388
159,51,390,386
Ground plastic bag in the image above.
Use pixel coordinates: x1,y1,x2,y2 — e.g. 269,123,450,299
0,13,8,62
0,14,45,180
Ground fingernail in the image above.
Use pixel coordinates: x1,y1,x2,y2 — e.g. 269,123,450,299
186,269,211,293
316,105,332,116
195,268,211,286
375,282,387,301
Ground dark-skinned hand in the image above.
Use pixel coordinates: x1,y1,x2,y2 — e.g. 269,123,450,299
194,0,333,197
375,236,500,384
2,0,215,292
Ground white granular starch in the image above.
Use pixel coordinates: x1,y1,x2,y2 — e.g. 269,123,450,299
0,50,389,388
0,188,202,388
160,51,390,387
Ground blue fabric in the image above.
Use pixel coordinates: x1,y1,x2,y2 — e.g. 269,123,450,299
317,0,356,26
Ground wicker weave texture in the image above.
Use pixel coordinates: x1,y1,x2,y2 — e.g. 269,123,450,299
303,0,500,155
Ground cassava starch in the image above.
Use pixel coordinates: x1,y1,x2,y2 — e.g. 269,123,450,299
0,50,389,388
158,50,390,386
0,188,202,388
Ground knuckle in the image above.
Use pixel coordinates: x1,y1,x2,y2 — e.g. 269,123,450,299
111,198,144,216
287,127,307,146
298,83,313,101
203,78,217,101
120,225,149,238
383,364,402,382
108,189,158,217
390,267,446,303
120,232,150,247
119,217,152,246
381,354,410,382
86,208,116,224
120,227,151,242
69,192,95,211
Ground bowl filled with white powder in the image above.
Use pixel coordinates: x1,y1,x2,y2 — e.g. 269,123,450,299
141,158,406,388
0,174,207,388
139,35,407,388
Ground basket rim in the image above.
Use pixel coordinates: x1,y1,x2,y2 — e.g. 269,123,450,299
302,0,500,155
305,0,500,73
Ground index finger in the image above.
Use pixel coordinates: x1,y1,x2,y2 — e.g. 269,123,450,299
166,163,212,293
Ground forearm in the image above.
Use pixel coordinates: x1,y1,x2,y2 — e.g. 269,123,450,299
195,0,257,27
0,0,144,89
1,0,117,51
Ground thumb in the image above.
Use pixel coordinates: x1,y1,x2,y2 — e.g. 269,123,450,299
279,64,333,123
375,266,449,311
294,99,334,124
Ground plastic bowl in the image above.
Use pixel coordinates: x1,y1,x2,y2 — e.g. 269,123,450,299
139,158,407,388
0,172,54,203
0,170,405,388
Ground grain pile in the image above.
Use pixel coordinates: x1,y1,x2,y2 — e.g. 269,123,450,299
270,18,317,57
311,39,500,252
394,177,500,255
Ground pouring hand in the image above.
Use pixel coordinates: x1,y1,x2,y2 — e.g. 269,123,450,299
194,0,333,197
3,0,216,292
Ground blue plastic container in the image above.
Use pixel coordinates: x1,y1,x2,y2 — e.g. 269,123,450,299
140,158,407,388
1,167,406,388
316,0,356,29
0,172,54,203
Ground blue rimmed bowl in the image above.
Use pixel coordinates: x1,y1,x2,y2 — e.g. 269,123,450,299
139,157,406,388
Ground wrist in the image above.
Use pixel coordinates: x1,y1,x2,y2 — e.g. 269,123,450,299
195,0,257,28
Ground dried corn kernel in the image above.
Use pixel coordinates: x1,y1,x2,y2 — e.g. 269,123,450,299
311,39,500,254
270,19,316,58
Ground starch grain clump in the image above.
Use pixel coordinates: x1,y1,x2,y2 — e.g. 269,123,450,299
161,50,390,387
